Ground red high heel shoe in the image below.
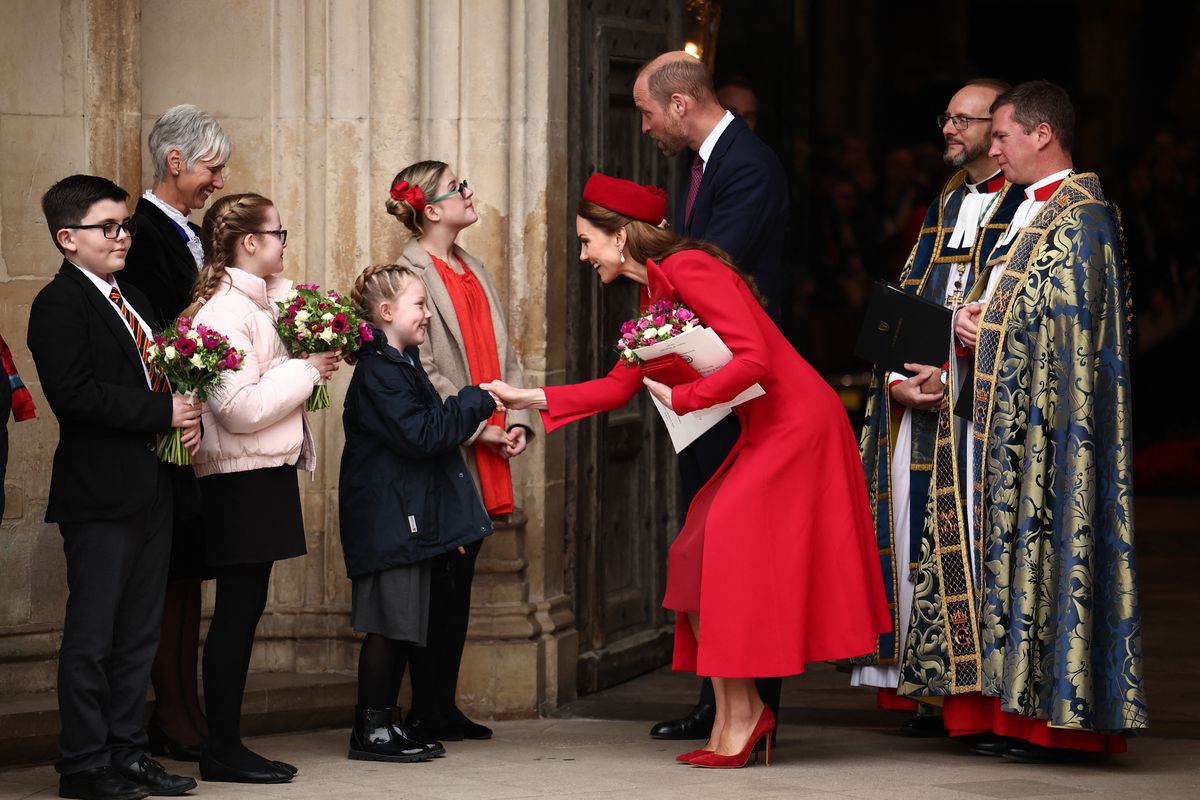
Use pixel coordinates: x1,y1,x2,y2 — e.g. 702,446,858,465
689,706,775,769
675,747,712,763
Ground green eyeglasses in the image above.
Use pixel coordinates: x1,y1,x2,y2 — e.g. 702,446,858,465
429,179,469,203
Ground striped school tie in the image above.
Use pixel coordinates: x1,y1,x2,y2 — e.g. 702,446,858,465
108,288,170,393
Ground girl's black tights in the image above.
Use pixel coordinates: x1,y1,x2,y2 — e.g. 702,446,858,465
202,561,274,769
357,633,412,709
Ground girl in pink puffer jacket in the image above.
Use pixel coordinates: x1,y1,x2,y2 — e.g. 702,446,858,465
184,193,339,784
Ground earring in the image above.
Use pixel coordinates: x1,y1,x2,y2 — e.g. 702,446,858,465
619,245,626,264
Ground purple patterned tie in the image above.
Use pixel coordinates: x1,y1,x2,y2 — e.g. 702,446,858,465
684,152,704,224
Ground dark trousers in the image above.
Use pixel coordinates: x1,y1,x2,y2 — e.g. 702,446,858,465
407,538,482,719
677,415,783,719
56,466,172,774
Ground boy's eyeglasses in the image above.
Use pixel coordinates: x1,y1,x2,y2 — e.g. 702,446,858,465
64,220,138,239
257,229,288,245
429,179,469,203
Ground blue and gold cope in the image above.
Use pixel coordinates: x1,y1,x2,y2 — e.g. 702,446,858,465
900,172,1149,735
855,170,1024,667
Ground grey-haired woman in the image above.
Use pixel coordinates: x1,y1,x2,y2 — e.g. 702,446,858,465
120,103,231,763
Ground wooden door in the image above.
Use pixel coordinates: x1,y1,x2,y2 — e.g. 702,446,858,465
564,0,685,694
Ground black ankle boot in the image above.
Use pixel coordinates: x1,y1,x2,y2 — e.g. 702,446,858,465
391,705,448,758
348,706,436,763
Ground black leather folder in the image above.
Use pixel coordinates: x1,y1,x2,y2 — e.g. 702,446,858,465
853,281,953,374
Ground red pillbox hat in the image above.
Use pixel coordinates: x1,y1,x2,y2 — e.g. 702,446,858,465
582,173,669,224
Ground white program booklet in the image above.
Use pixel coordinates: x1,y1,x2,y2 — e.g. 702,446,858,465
633,326,765,452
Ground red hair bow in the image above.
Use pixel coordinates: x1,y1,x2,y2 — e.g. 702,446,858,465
390,179,426,211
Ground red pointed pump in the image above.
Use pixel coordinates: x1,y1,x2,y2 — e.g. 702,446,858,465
689,705,775,769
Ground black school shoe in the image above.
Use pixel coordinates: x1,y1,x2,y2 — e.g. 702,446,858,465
115,755,196,796
649,703,716,740
348,706,440,763
406,708,493,742
58,766,148,800
900,714,949,737
1003,743,1099,764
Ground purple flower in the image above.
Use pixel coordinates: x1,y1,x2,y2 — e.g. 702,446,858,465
651,313,667,327
636,318,651,331
201,331,224,351
676,308,695,322
309,322,324,333
331,313,348,333
175,337,196,357
176,317,192,334
358,322,375,342
296,329,308,340
620,320,637,335
298,283,320,291
224,351,241,369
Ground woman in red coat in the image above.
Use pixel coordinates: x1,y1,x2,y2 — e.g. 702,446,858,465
485,174,890,768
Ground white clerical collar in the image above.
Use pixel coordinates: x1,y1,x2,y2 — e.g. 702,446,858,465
697,110,735,170
143,189,206,271
947,171,1004,249
997,169,1074,247
1023,168,1073,202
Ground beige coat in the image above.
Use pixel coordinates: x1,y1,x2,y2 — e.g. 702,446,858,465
396,238,534,490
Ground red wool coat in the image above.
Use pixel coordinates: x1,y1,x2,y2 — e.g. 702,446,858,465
543,251,891,678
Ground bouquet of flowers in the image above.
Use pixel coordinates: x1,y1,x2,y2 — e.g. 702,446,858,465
275,283,372,411
615,300,702,364
147,318,245,466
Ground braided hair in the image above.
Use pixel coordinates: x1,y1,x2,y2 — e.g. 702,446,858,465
384,160,447,237
183,193,275,318
345,263,419,364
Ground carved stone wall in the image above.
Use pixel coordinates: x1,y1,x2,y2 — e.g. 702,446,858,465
0,0,574,717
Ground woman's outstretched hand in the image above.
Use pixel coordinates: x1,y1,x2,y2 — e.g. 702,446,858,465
642,376,673,411
479,380,547,411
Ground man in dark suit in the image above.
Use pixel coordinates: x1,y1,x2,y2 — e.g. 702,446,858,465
28,174,200,800
633,52,789,742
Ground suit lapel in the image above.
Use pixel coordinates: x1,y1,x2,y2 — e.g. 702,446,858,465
687,116,748,230
136,197,201,282
59,261,146,375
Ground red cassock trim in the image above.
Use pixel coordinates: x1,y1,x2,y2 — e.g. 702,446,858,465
943,693,1127,753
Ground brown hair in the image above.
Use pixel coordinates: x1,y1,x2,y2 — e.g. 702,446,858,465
183,192,274,318
346,263,420,364
991,79,1075,153
576,198,765,307
385,160,448,237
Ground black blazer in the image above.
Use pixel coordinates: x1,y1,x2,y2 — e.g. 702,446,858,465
27,261,173,523
122,197,202,329
338,330,495,578
676,115,789,318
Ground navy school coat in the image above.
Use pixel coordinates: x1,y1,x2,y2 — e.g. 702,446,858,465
338,329,496,578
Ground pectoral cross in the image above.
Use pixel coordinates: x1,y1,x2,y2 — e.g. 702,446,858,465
945,263,968,309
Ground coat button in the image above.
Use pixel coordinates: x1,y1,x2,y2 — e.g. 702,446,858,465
146,442,155,452
459,472,465,478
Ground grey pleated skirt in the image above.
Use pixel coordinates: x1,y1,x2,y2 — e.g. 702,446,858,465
350,561,432,645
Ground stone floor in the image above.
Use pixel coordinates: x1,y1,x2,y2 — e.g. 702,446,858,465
1,657,1197,800
1,494,1197,798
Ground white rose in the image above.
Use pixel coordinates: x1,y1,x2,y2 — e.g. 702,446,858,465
165,346,177,361
295,310,310,323
622,348,634,360
321,312,335,322
681,321,694,333
319,328,336,343
656,324,673,337
190,353,205,368
286,289,299,301
147,344,159,359
186,330,201,341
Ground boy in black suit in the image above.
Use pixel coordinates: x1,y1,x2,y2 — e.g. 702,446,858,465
28,175,200,800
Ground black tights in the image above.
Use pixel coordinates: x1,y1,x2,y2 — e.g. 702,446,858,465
357,634,413,709
203,562,273,767
407,540,481,719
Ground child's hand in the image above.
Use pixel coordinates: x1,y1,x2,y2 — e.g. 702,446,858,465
478,424,508,454
303,350,341,380
503,426,528,459
171,395,203,456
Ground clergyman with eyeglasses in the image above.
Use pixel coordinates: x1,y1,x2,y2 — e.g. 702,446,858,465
851,78,1027,738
